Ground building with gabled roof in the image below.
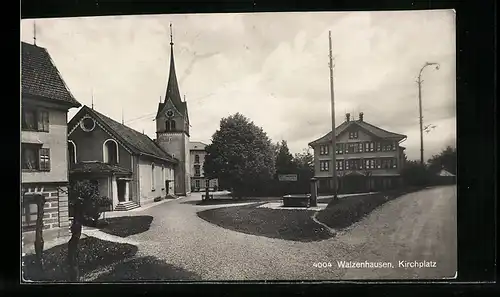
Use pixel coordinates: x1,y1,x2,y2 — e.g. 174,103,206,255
308,112,407,194
21,41,81,232
189,141,219,192
68,105,178,211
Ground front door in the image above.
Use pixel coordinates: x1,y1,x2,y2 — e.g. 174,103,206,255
117,180,126,202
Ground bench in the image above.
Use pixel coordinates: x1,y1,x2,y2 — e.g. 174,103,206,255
282,194,311,208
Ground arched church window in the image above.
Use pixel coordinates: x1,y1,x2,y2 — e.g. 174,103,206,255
166,120,176,132
103,139,119,164
68,141,77,164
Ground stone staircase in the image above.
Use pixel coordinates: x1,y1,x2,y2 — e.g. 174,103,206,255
114,201,140,211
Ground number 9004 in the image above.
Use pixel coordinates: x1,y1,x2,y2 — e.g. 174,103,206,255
313,262,332,268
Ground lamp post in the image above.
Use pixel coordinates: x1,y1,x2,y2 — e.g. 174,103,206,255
417,62,440,165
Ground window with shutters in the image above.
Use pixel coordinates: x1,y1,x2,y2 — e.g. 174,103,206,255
39,148,50,171
21,144,50,172
22,108,49,132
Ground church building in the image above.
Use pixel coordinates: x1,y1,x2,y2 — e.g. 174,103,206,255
67,24,191,212
154,24,191,196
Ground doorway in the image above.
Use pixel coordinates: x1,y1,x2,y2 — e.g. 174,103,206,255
117,180,126,202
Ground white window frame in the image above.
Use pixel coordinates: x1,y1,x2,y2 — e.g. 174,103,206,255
103,139,120,164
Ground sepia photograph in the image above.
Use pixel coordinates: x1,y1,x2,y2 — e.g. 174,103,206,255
20,10,457,282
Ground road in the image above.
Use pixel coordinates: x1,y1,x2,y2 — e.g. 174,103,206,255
116,185,457,280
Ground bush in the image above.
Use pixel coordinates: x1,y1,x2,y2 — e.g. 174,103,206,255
69,180,112,227
401,161,433,187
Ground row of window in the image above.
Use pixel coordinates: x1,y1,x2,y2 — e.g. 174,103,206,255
22,108,50,132
21,144,50,171
319,158,398,171
319,141,397,155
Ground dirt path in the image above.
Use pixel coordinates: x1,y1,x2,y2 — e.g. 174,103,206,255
339,185,457,279
119,186,457,280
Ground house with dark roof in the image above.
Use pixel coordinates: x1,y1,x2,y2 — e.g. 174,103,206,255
308,112,407,194
68,105,178,211
189,141,219,192
21,41,81,232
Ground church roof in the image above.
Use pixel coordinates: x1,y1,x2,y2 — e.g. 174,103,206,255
69,106,178,164
308,118,407,146
189,141,207,151
21,41,81,107
156,26,188,119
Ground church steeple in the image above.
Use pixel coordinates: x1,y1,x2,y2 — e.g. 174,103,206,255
163,23,184,115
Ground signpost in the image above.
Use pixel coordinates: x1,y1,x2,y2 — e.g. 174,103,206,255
278,174,298,182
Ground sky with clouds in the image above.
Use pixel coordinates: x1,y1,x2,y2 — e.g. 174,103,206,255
21,10,456,161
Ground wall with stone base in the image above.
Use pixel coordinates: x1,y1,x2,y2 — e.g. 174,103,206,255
22,184,69,231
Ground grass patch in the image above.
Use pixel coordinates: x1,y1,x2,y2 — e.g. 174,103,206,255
316,187,421,230
197,197,279,205
197,203,333,242
22,237,138,282
98,216,154,237
93,256,201,281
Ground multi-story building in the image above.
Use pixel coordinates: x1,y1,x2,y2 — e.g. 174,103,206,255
189,141,219,192
21,41,81,232
308,112,407,194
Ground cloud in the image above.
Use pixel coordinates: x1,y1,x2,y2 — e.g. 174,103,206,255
21,10,456,161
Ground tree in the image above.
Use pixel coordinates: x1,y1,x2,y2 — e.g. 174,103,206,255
292,149,315,194
427,145,457,175
400,160,432,187
69,180,112,226
275,140,295,175
203,113,276,196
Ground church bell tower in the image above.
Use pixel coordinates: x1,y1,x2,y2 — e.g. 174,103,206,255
155,24,191,196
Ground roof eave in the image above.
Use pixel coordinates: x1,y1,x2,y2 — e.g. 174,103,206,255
22,93,82,109
138,152,178,164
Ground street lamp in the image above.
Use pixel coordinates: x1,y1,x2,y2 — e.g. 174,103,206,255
417,62,440,165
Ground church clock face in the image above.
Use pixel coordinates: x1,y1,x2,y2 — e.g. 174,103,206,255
166,110,174,117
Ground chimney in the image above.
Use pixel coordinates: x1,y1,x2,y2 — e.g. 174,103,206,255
359,112,364,122
346,113,351,122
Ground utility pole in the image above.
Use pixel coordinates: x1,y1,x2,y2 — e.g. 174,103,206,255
328,31,338,200
417,62,440,165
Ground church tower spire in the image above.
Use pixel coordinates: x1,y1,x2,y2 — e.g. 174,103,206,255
162,23,184,114
154,22,191,197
